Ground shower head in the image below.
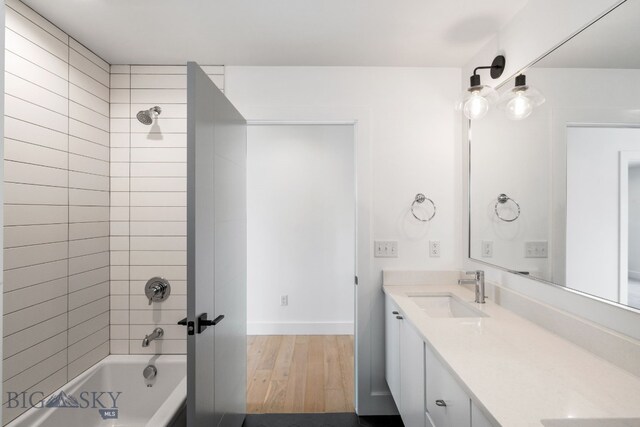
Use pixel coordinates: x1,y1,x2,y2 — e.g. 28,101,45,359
136,106,162,125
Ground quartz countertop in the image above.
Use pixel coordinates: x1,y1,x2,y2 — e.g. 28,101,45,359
383,284,640,427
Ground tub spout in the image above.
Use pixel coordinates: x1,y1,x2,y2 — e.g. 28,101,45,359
142,327,164,347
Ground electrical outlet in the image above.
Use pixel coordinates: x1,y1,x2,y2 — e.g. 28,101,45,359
429,240,441,257
280,295,288,306
481,240,493,258
525,241,548,258
374,241,398,258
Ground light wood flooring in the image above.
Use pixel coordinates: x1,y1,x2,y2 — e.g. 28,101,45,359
247,335,355,414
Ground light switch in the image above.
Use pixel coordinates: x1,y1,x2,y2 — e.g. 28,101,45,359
374,241,398,258
525,241,548,258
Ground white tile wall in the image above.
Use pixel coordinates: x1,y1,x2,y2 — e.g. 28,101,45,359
3,1,109,423
109,64,224,355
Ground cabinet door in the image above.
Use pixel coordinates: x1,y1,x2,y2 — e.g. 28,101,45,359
425,344,471,427
385,295,401,405
471,402,496,427
399,321,426,427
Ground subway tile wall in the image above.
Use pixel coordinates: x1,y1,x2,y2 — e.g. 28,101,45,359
2,0,110,424
109,65,224,355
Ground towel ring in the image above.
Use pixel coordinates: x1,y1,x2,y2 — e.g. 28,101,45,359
411,193,436,222
495,193,520,222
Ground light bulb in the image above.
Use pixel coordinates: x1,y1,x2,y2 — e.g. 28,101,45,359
463,92,489,120
505,92,532,120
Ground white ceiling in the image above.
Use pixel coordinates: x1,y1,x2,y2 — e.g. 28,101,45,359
22,0,528,66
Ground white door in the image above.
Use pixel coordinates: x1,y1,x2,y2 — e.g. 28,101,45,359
186,62,247,427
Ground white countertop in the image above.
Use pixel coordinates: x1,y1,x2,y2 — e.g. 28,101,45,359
383,283,640,427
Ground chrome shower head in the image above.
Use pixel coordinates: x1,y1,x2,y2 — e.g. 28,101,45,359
136,106,162,125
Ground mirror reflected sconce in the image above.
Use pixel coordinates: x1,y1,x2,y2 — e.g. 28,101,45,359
457,55,506,120
411,193,437,222
494,193,521,222
498,74,546,120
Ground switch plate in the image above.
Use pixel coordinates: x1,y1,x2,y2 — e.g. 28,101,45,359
374,241,398,258
429,241,441,257
280,295,288,306
481,240,493,258
525,241,548,258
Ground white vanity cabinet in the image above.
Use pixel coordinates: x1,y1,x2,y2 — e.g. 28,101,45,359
385,296,402,402
385,295,426,427
471,402,496,427
385,294,497,427
425,343,471,427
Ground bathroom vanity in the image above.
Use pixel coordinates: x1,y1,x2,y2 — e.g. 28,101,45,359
383,272,640,427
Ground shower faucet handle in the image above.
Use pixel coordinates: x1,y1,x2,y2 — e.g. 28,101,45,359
145,277,171,305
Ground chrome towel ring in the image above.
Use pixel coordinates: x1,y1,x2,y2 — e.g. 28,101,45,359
411,193,436,222
495,193,520,222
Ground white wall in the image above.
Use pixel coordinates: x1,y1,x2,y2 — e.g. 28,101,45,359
628,166,640,276
463,0,640,341
566,127,640,301
469,103,551,279
247,124,355,335
225,66,461,414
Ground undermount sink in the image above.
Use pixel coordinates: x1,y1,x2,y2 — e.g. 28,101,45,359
408,293,488,318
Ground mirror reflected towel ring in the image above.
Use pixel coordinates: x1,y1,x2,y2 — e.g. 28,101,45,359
495,193,521,222
411,193,436,222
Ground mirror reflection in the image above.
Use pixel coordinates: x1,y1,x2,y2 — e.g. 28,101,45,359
469,0,640,309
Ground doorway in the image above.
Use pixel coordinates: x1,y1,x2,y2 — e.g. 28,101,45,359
245,124,356,413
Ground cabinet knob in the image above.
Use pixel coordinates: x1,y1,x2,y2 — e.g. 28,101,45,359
396,315,403,320
435,399,447,407
392,311,399,315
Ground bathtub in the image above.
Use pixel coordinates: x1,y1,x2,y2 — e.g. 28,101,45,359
7,355,186,427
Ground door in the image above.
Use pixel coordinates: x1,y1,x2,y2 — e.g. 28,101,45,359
186,62,247,427
399,320,425,427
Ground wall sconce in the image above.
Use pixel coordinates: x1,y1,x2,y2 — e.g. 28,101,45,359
498,74,546,120
458,55,506,120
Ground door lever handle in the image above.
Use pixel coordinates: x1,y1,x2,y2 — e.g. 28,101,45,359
197,313,225,334
177,317,195,335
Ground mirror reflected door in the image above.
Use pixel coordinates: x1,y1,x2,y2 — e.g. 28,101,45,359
619,148,640,310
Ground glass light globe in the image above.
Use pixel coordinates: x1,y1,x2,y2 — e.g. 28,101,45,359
498,75,546,121
505,92,533,120
464,92,489,120
457,85,498,120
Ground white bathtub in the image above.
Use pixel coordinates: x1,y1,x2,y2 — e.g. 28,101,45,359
7,355,186,427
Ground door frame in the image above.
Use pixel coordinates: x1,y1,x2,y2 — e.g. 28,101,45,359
244,109,392,414
246,119,358,408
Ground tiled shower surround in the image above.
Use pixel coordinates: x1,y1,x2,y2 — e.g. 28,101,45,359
2,0,223,423
3,1,110,423
108,64,224,355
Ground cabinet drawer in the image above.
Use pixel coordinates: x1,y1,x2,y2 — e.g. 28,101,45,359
425,343,471,427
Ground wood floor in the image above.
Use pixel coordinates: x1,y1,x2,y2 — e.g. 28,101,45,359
247,335,355,414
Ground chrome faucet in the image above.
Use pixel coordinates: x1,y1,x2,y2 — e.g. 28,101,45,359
459,270,486,304
142,327,164,347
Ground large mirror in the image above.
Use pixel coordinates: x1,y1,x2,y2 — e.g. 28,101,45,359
469,0,640,310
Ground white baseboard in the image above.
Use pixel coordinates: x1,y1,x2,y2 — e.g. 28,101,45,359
629,270,640,281
247,321,354,335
